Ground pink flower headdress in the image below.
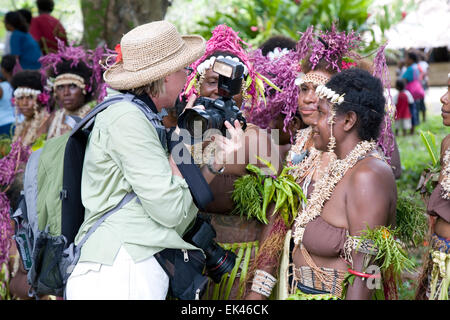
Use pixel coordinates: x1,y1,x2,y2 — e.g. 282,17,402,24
39,39,114,103
245,48,300,134
183,24,274,111
295,25,395,162
0,139,31,267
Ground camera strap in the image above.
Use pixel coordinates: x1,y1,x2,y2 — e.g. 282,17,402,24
167,128,214,211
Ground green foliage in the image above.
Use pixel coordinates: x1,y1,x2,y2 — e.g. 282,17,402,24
0,262,11,300
31,133,47,151
396,115,448,195
232,157,306,226
420,130,440,168
80,0,109,49
231,174,263,221
356,225,415,275
194,0,374,45
7,0,34,10
395,190,428,248
394,115,449,300
189,0,414,49
0,135,12,158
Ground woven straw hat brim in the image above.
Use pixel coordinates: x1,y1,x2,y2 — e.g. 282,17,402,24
104,35,205,90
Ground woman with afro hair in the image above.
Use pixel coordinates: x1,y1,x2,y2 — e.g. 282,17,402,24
39,40,109,140
11,70,50,146
45,59,96,139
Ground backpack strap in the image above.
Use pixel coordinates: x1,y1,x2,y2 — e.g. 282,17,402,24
70,95,128,136
70,93,168,149
22,148,43,247
77,192,137,249
64,192,137,274
129,94,168,151
167,129,214,211
73,93,213,210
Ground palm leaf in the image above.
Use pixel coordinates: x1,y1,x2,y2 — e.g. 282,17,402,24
255,155,278,175
419,130,438,167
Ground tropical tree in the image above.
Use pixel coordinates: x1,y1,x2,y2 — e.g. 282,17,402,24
80,0,172,48
189,0,416,52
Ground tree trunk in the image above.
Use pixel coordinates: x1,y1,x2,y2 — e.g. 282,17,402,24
80,0,171,49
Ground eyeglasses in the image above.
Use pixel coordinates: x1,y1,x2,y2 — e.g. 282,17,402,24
184,67,194,76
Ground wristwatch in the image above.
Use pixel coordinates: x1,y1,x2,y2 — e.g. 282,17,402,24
207,158,225,175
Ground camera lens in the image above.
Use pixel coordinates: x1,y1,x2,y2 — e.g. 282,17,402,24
204,243,237,283
184,111,209,138
182,215,237,284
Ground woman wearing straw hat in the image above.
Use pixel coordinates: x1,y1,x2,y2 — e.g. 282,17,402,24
65,21,245,300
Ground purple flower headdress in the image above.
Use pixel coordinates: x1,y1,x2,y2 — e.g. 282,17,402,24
183,24,273,111
372,42,395,160
296,24,362,73
39,39,113,103
295,25,395,162
0,139,31,267
245,48,300,135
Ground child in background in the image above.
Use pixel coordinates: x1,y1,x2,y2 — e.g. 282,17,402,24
393,79,414,135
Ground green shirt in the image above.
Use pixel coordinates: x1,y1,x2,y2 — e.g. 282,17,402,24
75,90,199,265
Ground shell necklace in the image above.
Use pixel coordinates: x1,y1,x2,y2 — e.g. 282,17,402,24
292,140,378,244
441,146,450,199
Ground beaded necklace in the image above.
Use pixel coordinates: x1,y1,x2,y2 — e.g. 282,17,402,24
441,147,450,199
292,139,378,244
13,106,49,146
287,127,322,191
47,103,92,139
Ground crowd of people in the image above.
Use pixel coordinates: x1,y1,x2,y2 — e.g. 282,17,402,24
0,1,449,302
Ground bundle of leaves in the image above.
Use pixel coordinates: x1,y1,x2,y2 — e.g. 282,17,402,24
343,225,416,300
232,156,306,226
395,191,428,248
358,226,415,275
232,174,262,221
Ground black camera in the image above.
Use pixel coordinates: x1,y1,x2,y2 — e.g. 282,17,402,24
183,214,236,283
178,57,247,141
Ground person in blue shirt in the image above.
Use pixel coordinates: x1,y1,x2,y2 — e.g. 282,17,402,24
4,11,42,70
0,54,16,136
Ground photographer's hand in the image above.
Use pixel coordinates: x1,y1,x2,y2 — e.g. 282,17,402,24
212,119,244,168
173,94,200,136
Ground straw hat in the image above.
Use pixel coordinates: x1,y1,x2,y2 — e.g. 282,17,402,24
103,20,205,90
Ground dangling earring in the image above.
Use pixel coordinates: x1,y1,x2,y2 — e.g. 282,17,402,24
327,106,337,153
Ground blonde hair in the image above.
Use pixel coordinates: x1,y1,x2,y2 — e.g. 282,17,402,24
131,77,166,97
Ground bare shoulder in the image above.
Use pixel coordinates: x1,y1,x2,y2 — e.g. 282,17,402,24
349,156,395,188
441,134,450,156
346,156,396,229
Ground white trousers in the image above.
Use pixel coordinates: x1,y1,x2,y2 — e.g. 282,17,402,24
66,246,169,300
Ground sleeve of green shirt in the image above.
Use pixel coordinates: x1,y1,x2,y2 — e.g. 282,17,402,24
107,107,195,228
